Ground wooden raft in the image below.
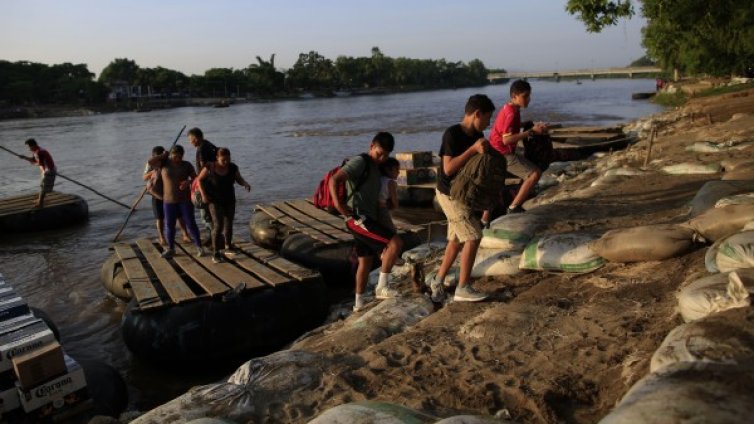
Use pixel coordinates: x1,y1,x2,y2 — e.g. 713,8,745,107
112,238,321,312
0,192,81,216
256,198,424,245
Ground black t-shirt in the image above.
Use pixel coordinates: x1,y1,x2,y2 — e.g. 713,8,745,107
196,140,217,172
205,163,239,204
437,124,483,195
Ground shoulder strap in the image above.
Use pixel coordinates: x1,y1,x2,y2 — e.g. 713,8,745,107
353,153,371,190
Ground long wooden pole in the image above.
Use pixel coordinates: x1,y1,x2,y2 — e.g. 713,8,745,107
111,125,186,242
643,126,657,168
0,145,130,209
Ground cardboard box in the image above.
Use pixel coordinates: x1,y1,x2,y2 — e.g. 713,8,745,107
0,297,30,323
396,151,433,169
12,341,66,389
17,355,89,417
0,323,56,373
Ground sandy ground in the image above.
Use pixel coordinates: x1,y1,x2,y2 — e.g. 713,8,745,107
132,87,754,424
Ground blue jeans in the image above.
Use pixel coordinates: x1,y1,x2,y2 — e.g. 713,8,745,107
163,201,201,251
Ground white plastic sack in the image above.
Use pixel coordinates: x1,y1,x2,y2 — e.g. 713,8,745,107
599,362,754,424
686,204,754,241
537,174,560,189
471,249,523,277
650,309,754,373
715,192,754,208
604,167,646,176
677,270,754,322
402,242,447,263
685,141,725,152
715,230,754,272
589,224,697,263
307,401,436,424
590,174,626,187
660,162,721,175
704,238,722,273
519,233,605,273
480,214,545,250
687,180,754,217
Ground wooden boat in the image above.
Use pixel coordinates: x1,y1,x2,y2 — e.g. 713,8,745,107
632,92,656,100
251,199,425,283
0,192,88,233
103,239,328,364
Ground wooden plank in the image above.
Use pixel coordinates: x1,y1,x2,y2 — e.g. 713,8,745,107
258,205,338,245
286,199,350,230
136,239,197,304
172,253,230,297
273,201,351,241
178,243,267,291
236,242,320,282
113,243,164,310
231,255,291,287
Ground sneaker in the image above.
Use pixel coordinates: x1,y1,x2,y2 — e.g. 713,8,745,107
160,249,175,259
507,205,526,214
481,220,490,230
212,253,224,264
375,285,399,299
352,303,365,313
429,276,446,303
195,247,206,258
453,284,489,302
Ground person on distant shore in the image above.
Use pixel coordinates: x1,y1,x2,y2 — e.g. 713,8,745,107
18,138,56,208
430,94,495,303
485,79,547,221
330,132,403,312
144,146,191,246
187,127,217,238
197,147,251,263
153,145,203,258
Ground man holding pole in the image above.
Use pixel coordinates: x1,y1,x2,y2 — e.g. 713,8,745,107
18,138,56,208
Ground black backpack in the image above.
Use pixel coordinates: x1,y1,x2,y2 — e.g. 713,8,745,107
449,149,508,211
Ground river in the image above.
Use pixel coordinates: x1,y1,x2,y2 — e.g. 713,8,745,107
0,79,663,411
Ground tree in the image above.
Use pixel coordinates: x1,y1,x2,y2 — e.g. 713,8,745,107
99,58,140,85
286,51,336,91
628,55,656,67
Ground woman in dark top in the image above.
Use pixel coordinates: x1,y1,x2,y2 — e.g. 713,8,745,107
197,148,251,263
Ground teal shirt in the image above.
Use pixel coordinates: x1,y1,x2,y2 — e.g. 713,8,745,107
340,154,381,220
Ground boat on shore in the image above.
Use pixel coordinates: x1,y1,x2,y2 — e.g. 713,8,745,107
0,192,88,233
632,92,656,100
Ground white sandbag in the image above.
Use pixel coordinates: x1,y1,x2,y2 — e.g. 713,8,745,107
746,221,754,230
715,230,754,272
685,141,724,152
677,270,754,322
721,158,754,171
599,362,754,424
650,308,754,373
519,233,605,273
687,180,754,217
715,192,754,208
590,174,626,187
589,224,697,263
307,401,436,424
604,167,646,176
471,249,523,277
435,416,514,424
424,266,459,288
687,204,754,241
660,162,721,175
704,238,722,273
545,161,571,175
480,214,545,250
368,263,412,288
402,242,447,263
537,174,559,189
722,168,754,180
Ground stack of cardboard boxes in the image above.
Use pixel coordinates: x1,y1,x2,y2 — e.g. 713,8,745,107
395,151,439,207
0,273,91,422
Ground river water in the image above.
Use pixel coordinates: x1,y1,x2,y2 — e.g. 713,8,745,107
0,79,662,411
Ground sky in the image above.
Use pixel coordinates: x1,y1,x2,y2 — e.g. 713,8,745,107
1,0,647,77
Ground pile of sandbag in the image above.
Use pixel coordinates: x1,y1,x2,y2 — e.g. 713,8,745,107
519,233,604,273
589,224,699,263
676,269,754,322
687,180,754,216
686,204,754,241
307,402,511,424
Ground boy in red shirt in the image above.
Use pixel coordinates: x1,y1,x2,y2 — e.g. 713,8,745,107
486,80,547,219
20,138,56,208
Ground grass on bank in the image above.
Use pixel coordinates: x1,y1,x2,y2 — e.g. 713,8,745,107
653,81,754,107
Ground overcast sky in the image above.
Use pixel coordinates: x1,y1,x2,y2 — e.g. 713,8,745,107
1,0,647,77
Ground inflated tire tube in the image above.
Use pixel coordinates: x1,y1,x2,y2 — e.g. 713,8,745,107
29,306,61,342
280,231,424,285
77,359,129,418
397,185,436,207
249,210,287,249
0,195,88,233
121,279,329,364
100,254,132,301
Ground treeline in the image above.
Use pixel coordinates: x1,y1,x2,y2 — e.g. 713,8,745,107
0,47,492,106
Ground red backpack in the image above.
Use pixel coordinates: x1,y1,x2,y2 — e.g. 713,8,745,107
313,153,370,213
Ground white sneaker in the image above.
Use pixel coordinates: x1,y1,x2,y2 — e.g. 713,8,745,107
453,284,488,302
375,285,399,299
196,247,206,258
429,276,445,303
160,249,174,259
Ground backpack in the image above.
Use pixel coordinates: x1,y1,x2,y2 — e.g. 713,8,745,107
313,153,370,213
449,149,508,211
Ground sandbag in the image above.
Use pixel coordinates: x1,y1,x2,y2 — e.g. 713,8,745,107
435,416,514,424
589,224,697,263
604,167,646,176
471,249,523,277
722,158,754,171
590,174,626,187
687,180,754,217
715,192,754,207
599,362,754,424
722,168,754,180
660,162,721,175
519,233,605,273
401,242,447,263
650,308,754,373
677,270,754,322
715,230,754,272
686,204,754,241
307,401,436,424
480,214,546,250
704,238,723,273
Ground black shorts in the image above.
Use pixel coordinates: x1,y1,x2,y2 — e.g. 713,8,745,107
346,216,396,257
151,197,164,220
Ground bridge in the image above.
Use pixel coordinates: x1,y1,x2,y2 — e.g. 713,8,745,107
488,66,661,82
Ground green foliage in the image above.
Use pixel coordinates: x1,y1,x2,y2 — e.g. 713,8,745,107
629,55,656,67
696,82,754,98
0,60,106,105
652,91,686,107
567,0,754,77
